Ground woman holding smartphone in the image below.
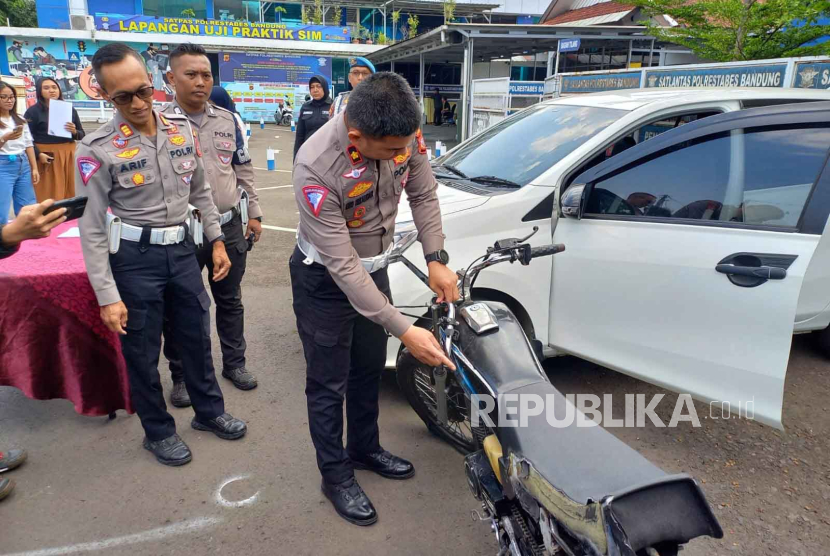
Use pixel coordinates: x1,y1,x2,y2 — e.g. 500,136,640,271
24,77,85,202
0,81,38,225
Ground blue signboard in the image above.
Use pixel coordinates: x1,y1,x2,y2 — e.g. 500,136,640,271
509,82,545,95
94,13,350,43
412,84,464,96
644,63,787,88
219,52,332,84
561,72,642,93
793,61,830,89
559,38,581,52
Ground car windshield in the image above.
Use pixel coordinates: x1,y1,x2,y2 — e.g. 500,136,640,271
437,104,626,187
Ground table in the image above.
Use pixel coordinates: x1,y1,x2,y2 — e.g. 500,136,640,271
0,222,133,416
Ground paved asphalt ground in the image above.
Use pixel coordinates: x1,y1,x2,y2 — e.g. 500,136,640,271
1,123,828,556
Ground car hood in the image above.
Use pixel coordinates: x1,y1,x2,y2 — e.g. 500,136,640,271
396,181,490,224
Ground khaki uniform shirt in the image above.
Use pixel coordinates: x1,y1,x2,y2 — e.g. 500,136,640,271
78,110,222,307
162,100,261,219
293,113,444,338
329,91,349,117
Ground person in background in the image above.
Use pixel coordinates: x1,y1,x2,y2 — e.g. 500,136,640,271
162,43,263,399
432,88,441,126
293,75,331,159
24,77,85,203
209,86,248,149
330,57,375,117
0,81,38,225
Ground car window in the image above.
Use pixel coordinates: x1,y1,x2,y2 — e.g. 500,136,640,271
564,111,723,188
634,112,721,143
438,104,625,187
585,124,830,229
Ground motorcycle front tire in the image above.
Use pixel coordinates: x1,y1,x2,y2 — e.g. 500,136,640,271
396,347,480,455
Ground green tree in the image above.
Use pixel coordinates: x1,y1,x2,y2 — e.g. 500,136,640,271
443,0,457,23
407,13,419,38
310,0,324,24
0,0,37,27
622,0,830,61
273,6,287,23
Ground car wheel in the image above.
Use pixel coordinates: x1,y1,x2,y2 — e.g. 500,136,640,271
813,326,830,358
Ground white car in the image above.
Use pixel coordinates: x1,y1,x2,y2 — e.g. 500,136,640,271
388,88,830,430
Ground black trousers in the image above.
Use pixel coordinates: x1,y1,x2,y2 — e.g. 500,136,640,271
110,235,225,441
165,214,249,381
289,246,388,485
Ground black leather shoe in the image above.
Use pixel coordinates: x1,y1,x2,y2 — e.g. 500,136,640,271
321,477,378,526
142,434,192,466
0,477,14,501
191,413,247,440
222,367,258,390
351,449,415,480
170,382,191,408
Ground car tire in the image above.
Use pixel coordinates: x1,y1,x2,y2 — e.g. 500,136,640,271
813,326,830,358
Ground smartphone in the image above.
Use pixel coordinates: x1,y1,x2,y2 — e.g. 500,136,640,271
246,231,255,252
43,196,88,222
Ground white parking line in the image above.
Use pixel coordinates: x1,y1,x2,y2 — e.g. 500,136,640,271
1,517,223,556
262,224,297,233
257,185,293,191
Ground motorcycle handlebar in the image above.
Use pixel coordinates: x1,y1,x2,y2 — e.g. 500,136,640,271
530,244,566,259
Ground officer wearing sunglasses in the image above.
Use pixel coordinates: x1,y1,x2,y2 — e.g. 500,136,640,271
77,43,248,467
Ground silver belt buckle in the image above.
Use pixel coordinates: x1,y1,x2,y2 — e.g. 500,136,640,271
162,228,180,245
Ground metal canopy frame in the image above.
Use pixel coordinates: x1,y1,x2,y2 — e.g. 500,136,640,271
367,23,657,141
259,0,498,29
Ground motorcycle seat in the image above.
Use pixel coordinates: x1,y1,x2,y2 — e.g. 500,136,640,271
496,380,721,551
496,380,666,505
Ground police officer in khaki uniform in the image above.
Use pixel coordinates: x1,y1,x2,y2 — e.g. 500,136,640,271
292,72,459,526
161,44,263,405
78,43,247,467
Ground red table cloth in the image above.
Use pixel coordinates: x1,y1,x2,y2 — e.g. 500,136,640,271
0,222,133,416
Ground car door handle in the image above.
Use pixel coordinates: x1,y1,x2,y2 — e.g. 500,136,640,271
716,264,787,280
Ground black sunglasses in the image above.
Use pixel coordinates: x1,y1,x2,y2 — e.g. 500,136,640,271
108,85,155,106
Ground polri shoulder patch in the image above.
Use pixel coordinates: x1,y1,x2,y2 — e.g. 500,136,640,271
302,185,328,217
416,129,427,155
77,157,101,186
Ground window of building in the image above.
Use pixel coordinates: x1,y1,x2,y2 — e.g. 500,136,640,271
143,0,207,19
215,0,261,22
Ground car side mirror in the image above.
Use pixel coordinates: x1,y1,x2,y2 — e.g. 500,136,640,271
560,183,587,219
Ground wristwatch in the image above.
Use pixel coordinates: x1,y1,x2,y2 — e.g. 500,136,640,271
425,249,450,265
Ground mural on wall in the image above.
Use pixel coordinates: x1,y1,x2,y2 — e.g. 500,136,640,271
219,52,333,122
4,37,175,106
